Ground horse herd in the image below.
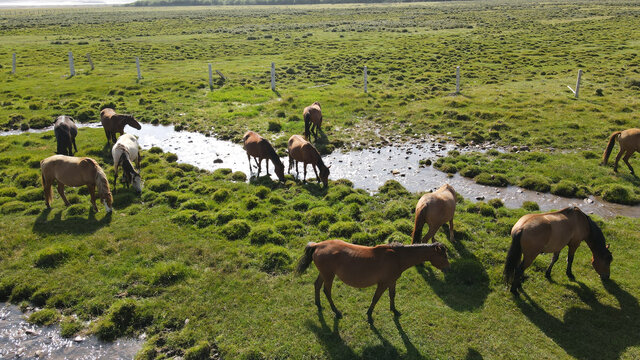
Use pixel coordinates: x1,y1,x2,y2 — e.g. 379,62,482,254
34,102,637,320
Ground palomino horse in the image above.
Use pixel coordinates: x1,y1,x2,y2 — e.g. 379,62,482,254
412,184,457,244
296,239,450,320
303,102,322,141
602,128,640,175
112,134,142,194
53,116,78,156
41,155,113,212
287,135,330,187
100,108,142,144
242,131,285,181
504,206,612,295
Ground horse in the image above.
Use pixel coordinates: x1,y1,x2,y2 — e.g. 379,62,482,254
242,131,285,181
504,206,612,295
296,240,450,320
100,108,142,144
303,102,322,141
112,134,142,195
287,135,330,187
41,155,113,212
53,116,78,156
602,128,640,175
412,184,457,244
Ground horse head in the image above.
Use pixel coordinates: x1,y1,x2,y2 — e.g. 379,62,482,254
125,115,142,130
430,242,451,272
592,244,612,280
319,165,330,188
131,171,143,195
274,162,286,182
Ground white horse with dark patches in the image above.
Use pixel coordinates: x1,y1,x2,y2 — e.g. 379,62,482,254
111,134,142,194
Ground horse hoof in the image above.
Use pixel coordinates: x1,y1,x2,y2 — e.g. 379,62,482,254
335,312,343,319
544,272,552,279
510,288,519,296
392,310,401,317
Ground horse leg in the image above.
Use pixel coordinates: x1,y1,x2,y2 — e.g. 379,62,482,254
247,154,252,174
566,244,578,281
312,164,320,183
295,161,299,178
449,219,455,242
56,183,70,206
623,151,635,175
257,158,262,177
113,163,119,194
88,184,98,212
545,251,560,279
388,281,400,317
322,274,342,318
613,149,624,173
512,254,536,294
303,163,308,182
104,129,110,143
288,156,292,175
314,275,324,310
367,283,389,321
72,138,78,154
420,224,440,243
266,158,270,176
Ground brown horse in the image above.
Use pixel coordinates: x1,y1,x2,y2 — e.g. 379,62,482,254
41,155,113,212
53,116,78,156
288,135,330,187
100,108,141,144
602,128,640,175
504,206,612,295
412,184,457,244
242,131,285,181
296,240,450,320
303,102,322,141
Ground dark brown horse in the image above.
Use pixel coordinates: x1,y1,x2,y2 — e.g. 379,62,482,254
242,131,285,181
54,116,78,156
100,108,141,144
287,135,330,187
504,207,612,295
296,240,450,320
602,128,640,175
412,184,457,244
303,102,322,141
41,155,113,212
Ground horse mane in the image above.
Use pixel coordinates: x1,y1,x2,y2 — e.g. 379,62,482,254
92,160,112,199
385,242,446,252
266,143,284,168
316,154,328,172
120,152,138,176
583,212,612,261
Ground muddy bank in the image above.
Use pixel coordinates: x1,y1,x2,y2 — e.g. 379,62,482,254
0,303,141,360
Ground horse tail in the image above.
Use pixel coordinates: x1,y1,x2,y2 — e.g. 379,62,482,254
41,162,53,205
602,131,621,165
411,203,426,244
304,112,311,140
295,242,317,275
503,230,523,285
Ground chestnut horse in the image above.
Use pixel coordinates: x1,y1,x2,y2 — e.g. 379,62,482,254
303,102,322,141
53,116,78,156
41,155,113,212
242,131,285,181
296,240,450,320
287,135,330,187
100,108,141,144
602,128,640,175
504,207,612,295
412,184,457,244
112,134,142,194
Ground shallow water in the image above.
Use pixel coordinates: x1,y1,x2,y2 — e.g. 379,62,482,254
2,123,639,218
0,303,141,360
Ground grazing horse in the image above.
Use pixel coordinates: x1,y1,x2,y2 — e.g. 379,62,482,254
41,155,113,212
296,240,450,320
412,184,457,244
303,102,322,141
53,116,78,156
602,128,640,175
100,108,141,144
287,135,330,187
504,206,612,295
242,131,285,181
112,134,142,194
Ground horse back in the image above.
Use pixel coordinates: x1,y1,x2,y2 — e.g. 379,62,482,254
113,134,139,162
243,131,268,157
620,128,640,151
416,189,456,224
513,209,587,254
41,155,97,186
303,104,322,123
288,135,319,164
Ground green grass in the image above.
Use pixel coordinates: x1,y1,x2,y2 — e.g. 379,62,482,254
0,128,639,359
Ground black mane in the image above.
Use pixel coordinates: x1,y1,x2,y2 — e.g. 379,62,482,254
584,214,612,261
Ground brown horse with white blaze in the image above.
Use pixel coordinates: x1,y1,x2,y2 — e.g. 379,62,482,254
41,155,113,212
296,240,450,320
288,135,330,187
602,128,640,175
412,184,457,244
504,206,612,295
242,131,285,181
303,102,322,141
100,108,142,144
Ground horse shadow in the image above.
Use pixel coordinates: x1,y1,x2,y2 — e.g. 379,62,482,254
305,310,357,359
32,207,112,235
416,236,490,312
515,280,640,360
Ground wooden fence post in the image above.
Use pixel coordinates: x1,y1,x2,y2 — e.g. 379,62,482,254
86,53,94,71
364,65,368,93
68,51,75,77
136,56,142,80
12,53,16,74
271,62,275,91
567,69,583,98
455,66,460,94
208,63,213,89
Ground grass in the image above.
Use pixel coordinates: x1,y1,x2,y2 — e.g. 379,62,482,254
0,127,639,359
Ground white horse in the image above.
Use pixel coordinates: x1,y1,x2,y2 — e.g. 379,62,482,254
111,134,142,194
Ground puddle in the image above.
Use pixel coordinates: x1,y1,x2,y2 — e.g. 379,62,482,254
0,303,141,360
2,123,639,219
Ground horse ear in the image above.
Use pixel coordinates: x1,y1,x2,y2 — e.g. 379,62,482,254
327,165,332,169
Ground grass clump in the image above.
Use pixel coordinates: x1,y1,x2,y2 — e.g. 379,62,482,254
60,317,83,338
28,308,59,326
248,225,285,245
34,246,71,268
599,184,640,205
220,220,251,240
170,210,198,226
147,179,173,192
328,221,361,238
474,173,509,187
522,201,540,211
305,206,336,225
148,262,192,286
383,201,410,221
1,201,27,214
94,299,152,341
518,175,551,193
550,180,581,198
184,341,212,360
260,245,292,274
